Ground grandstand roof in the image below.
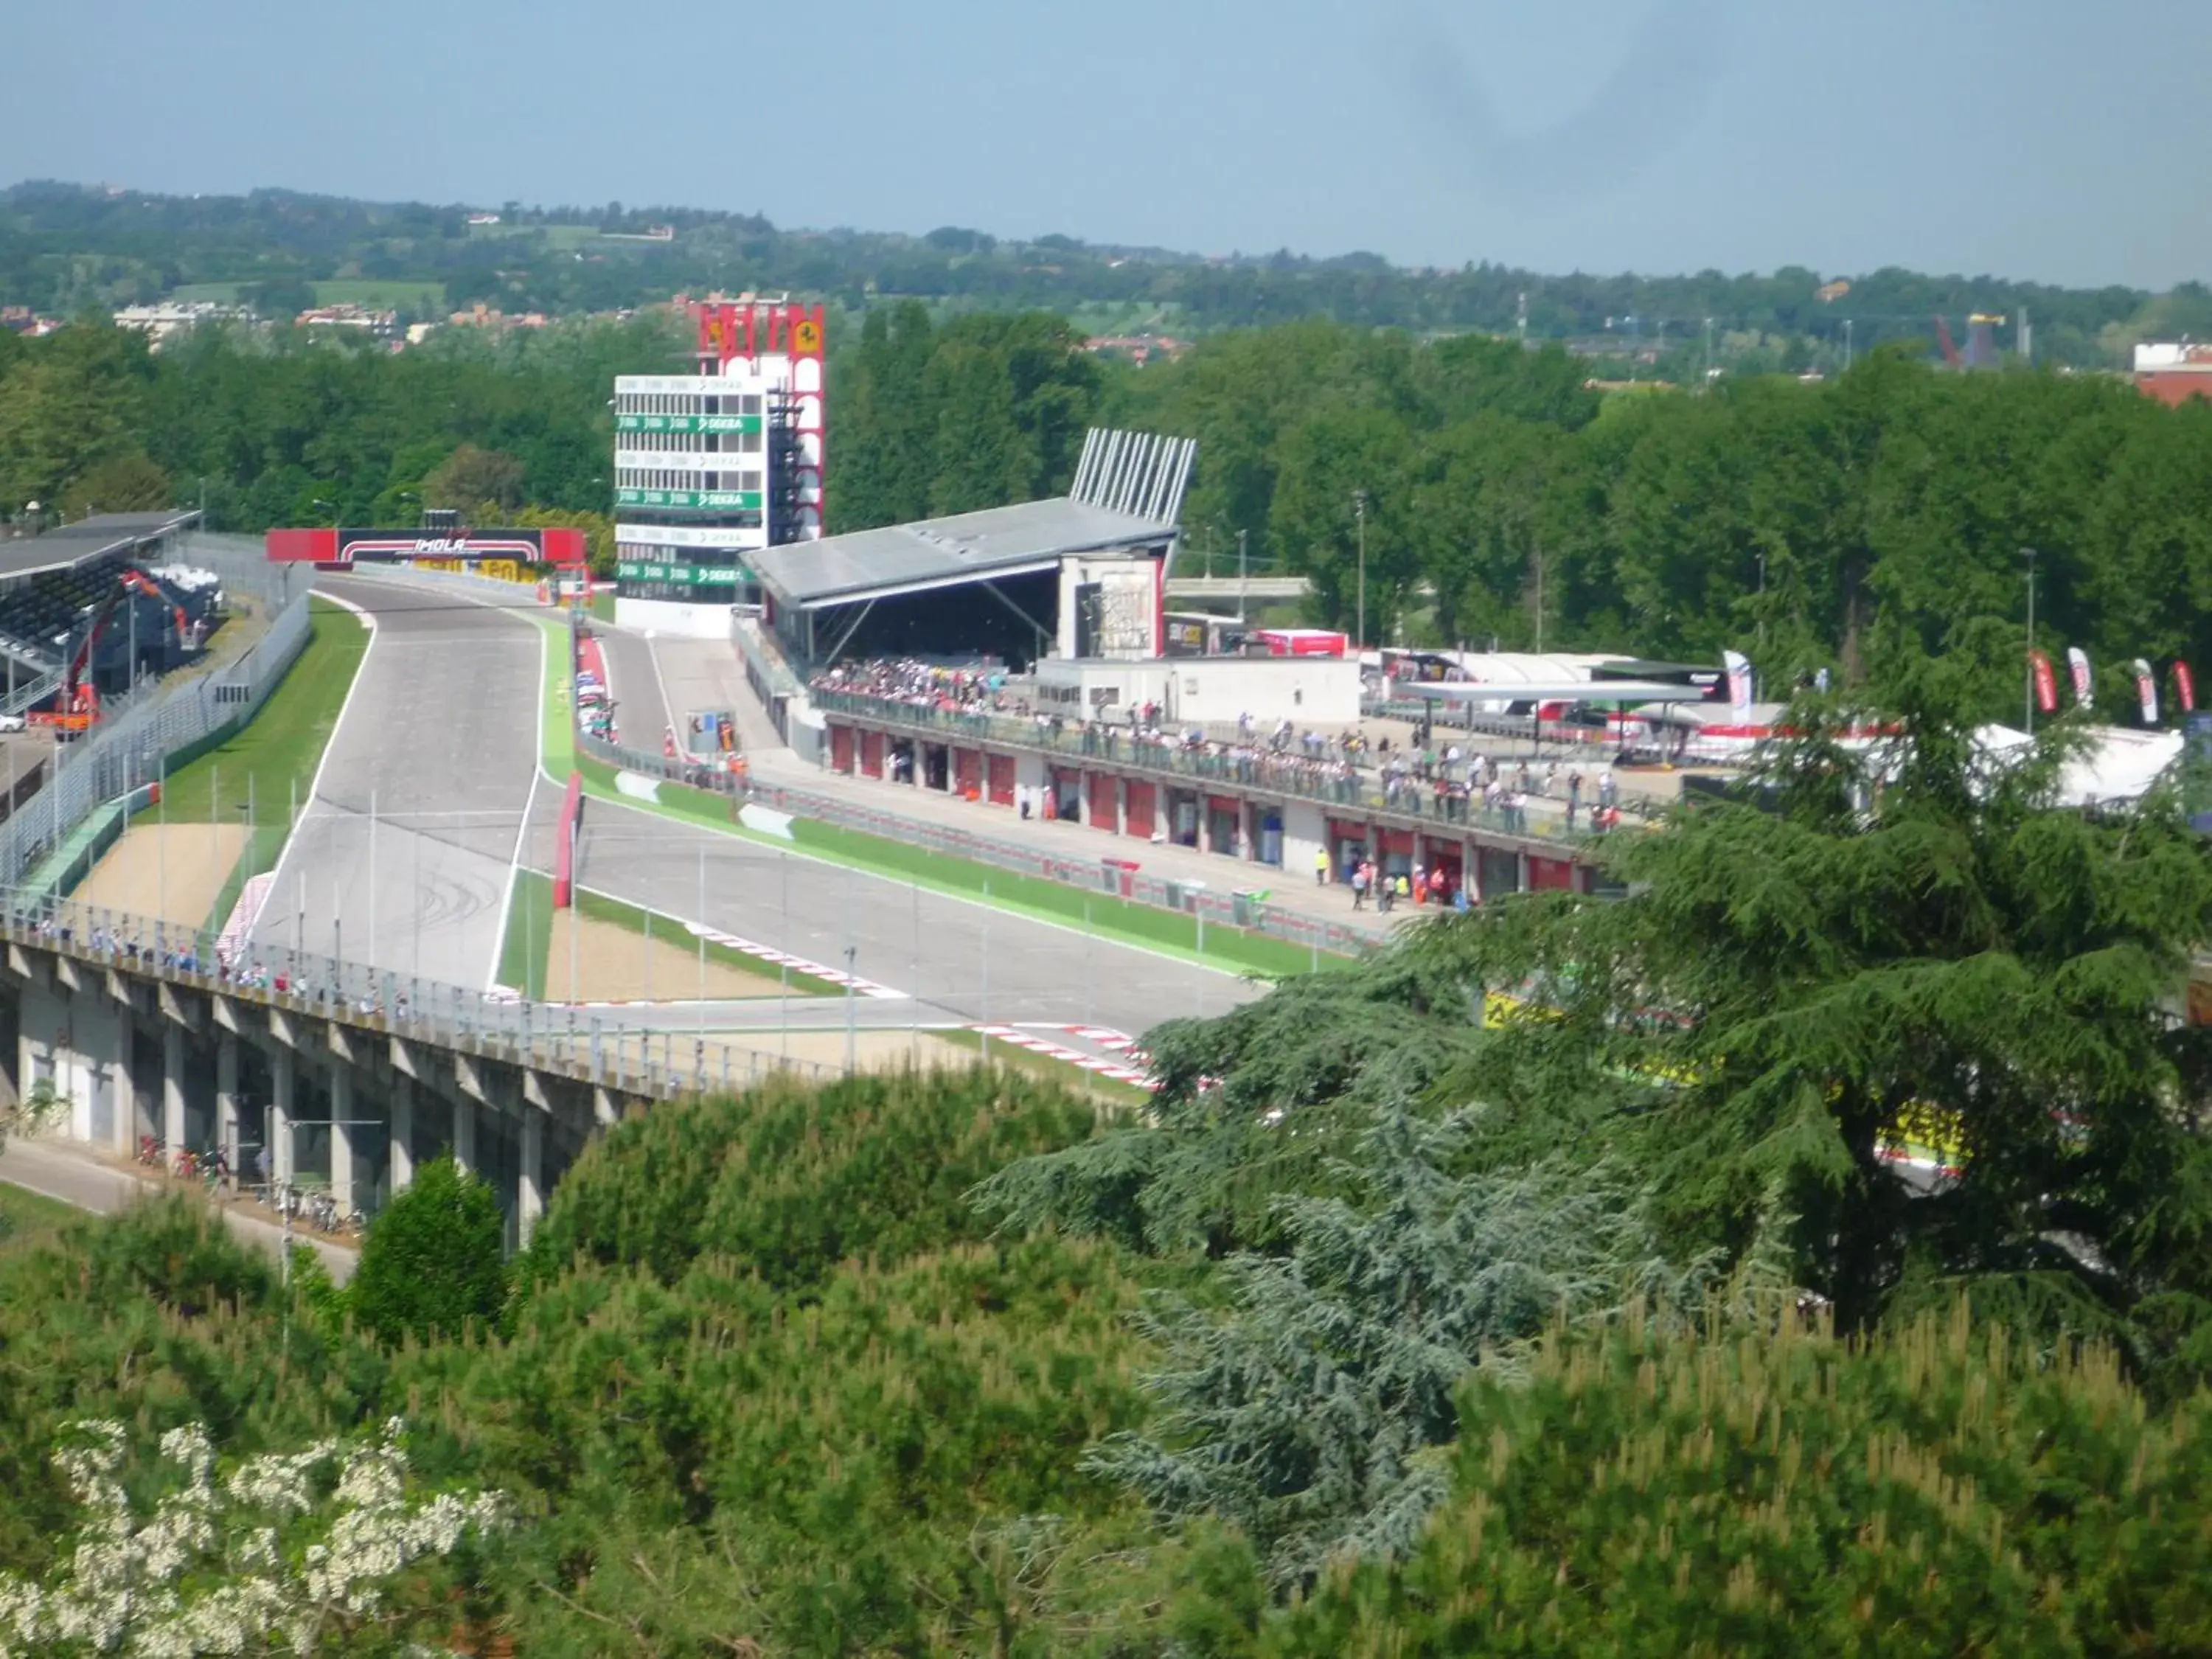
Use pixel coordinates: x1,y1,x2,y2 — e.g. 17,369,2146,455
0,509,201,583
753,497,1175,611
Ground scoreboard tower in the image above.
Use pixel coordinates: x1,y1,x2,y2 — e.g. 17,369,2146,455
611,296,827,637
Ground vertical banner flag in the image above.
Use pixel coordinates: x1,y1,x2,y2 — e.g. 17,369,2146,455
2134,658,2160,726
1722,650,1753,716
2067,647,2093,709
2031,650,2059,715
2177,660,2197,714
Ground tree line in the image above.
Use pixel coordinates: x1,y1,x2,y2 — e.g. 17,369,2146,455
0,311,687,566
9,179,2211,368
14,302,2212,726
842,308,2212,725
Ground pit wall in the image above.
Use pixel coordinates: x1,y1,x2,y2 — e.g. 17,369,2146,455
821,716,1593,902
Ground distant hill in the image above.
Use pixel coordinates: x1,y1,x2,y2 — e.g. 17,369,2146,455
4,178,2208,367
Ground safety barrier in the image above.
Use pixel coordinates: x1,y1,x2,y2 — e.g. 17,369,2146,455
0,593,313,890
0,883,837,1100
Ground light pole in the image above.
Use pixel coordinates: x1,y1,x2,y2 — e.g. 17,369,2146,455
1352,490,1368,652
1237,528,1249,625
843,944,858,1076
2022,546,2038,734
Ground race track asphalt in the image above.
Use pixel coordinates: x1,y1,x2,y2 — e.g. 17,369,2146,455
303,575,1263,1037
254,576,548,988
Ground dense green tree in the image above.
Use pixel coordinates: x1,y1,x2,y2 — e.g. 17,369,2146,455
57,448,170,517
1408,666,2212,1380
1085,1104,1707,1585
1267,407,1421,644
1247,1305,2212,1658
420,441,524,513
518,1065,1097,1293
0,318,151,509
830,298,938,529
347,1155,507,1345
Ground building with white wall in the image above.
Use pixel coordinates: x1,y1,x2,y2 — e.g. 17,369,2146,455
612,297,825,636
1032,654,1361,728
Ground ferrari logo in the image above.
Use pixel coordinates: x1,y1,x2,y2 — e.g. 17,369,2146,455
792,318,823,355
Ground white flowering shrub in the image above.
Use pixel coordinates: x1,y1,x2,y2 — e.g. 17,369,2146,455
0,1418,507,1656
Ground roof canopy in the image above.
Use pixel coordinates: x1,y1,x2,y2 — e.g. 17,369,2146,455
0,509,201,583
1399,678,1711,705
753,496,1175,611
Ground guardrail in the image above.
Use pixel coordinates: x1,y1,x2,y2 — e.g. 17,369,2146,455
0,884,838,1100
0,593,314,891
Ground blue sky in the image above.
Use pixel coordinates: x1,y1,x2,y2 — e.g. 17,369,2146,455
10,0,2210,288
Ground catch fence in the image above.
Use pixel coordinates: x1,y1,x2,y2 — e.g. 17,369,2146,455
0,593,313,890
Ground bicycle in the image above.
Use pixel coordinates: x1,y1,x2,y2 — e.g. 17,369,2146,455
136,1135,163,1168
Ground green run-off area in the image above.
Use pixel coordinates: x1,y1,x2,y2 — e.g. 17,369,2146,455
150,597,369,824
139,597,371,932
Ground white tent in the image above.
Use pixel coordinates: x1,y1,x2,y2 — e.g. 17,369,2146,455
1973,724,2184,808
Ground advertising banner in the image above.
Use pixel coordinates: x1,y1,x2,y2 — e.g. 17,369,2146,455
613,487,763,512
2177,660,2197,714
264,526,587,566
2134,658,2160,726
2031,650,2059,714
2066,647,2093,709
614,413,762,435
616,560,742,586
1722,649,1753,715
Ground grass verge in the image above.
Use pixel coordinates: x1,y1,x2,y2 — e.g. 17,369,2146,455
153,597,371,822
935,1026,1153,1110
132,597,372,935
778,813,1326,978
498,870,555,998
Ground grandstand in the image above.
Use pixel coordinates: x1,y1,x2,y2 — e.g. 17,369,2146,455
0,510,212,703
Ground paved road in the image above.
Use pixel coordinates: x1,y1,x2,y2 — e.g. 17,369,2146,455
254,577,549,989
324,577,1261,1037
0,1136,358,1281
568,796,1258,1034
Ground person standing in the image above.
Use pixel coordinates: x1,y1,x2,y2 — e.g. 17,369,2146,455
1315,846,1332,887
1352,860,1370,911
